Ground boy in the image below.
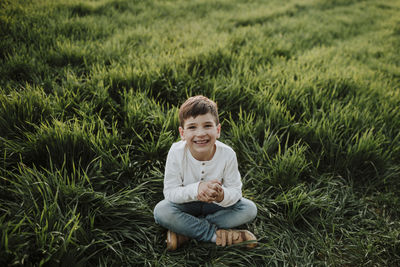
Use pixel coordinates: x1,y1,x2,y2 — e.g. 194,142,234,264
153,95,257,251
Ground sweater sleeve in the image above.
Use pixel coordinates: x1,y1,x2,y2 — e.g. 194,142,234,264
163,146,199,203
216,151,242,207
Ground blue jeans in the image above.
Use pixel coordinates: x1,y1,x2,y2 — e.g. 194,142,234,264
153,198,257,242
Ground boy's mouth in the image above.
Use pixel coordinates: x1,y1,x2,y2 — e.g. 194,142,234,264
193,139,209,144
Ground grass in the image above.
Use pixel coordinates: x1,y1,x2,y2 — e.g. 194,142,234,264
1,0,400,265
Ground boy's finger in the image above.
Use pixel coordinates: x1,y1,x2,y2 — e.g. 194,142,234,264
199,192,214,203
208,182,221,189
206,195,216,202
207,183,216,190
209,184,222,192
210,179,222,185
199,193,209,202
205,189,217,198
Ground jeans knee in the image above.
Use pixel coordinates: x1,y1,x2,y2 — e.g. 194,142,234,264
154,200,171,225
241,198,257,221
154,200,182,229
248,200,258,221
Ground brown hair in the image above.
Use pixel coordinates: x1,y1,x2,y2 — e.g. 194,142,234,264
179,95,219,127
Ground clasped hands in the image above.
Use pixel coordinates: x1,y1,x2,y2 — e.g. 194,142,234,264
197,179,224,203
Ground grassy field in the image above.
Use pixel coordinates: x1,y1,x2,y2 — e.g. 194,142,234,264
1,0,400,265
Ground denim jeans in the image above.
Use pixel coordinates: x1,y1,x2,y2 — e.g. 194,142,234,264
153,198,257,242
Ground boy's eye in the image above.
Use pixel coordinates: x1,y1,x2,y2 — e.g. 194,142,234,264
188,126,196,130
205,125,212,128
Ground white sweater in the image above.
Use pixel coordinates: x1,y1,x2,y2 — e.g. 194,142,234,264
163,140,242,207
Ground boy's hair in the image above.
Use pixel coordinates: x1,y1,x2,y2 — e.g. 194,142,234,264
179,95,219,127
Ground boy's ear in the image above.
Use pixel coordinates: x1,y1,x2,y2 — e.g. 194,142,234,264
217,123,221,138
179,126,185,140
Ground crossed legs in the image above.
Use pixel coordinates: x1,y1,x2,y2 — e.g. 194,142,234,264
153,198,257,243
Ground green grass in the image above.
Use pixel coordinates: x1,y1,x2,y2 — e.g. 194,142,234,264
1,0,400,265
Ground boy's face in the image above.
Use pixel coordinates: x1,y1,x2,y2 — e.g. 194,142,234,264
179,113,221,161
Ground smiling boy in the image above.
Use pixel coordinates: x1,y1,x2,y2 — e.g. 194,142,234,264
154,95,257,251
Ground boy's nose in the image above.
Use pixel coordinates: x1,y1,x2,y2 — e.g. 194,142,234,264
195,128,206,136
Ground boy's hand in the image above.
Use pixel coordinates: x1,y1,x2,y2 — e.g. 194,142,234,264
198,179,224,203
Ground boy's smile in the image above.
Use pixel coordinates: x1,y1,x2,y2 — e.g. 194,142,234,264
179,113,221,161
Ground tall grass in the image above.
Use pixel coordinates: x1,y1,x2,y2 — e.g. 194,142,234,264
1,0,400,265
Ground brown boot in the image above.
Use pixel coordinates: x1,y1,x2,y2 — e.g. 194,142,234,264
166,230,189,251
216,229,257,249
